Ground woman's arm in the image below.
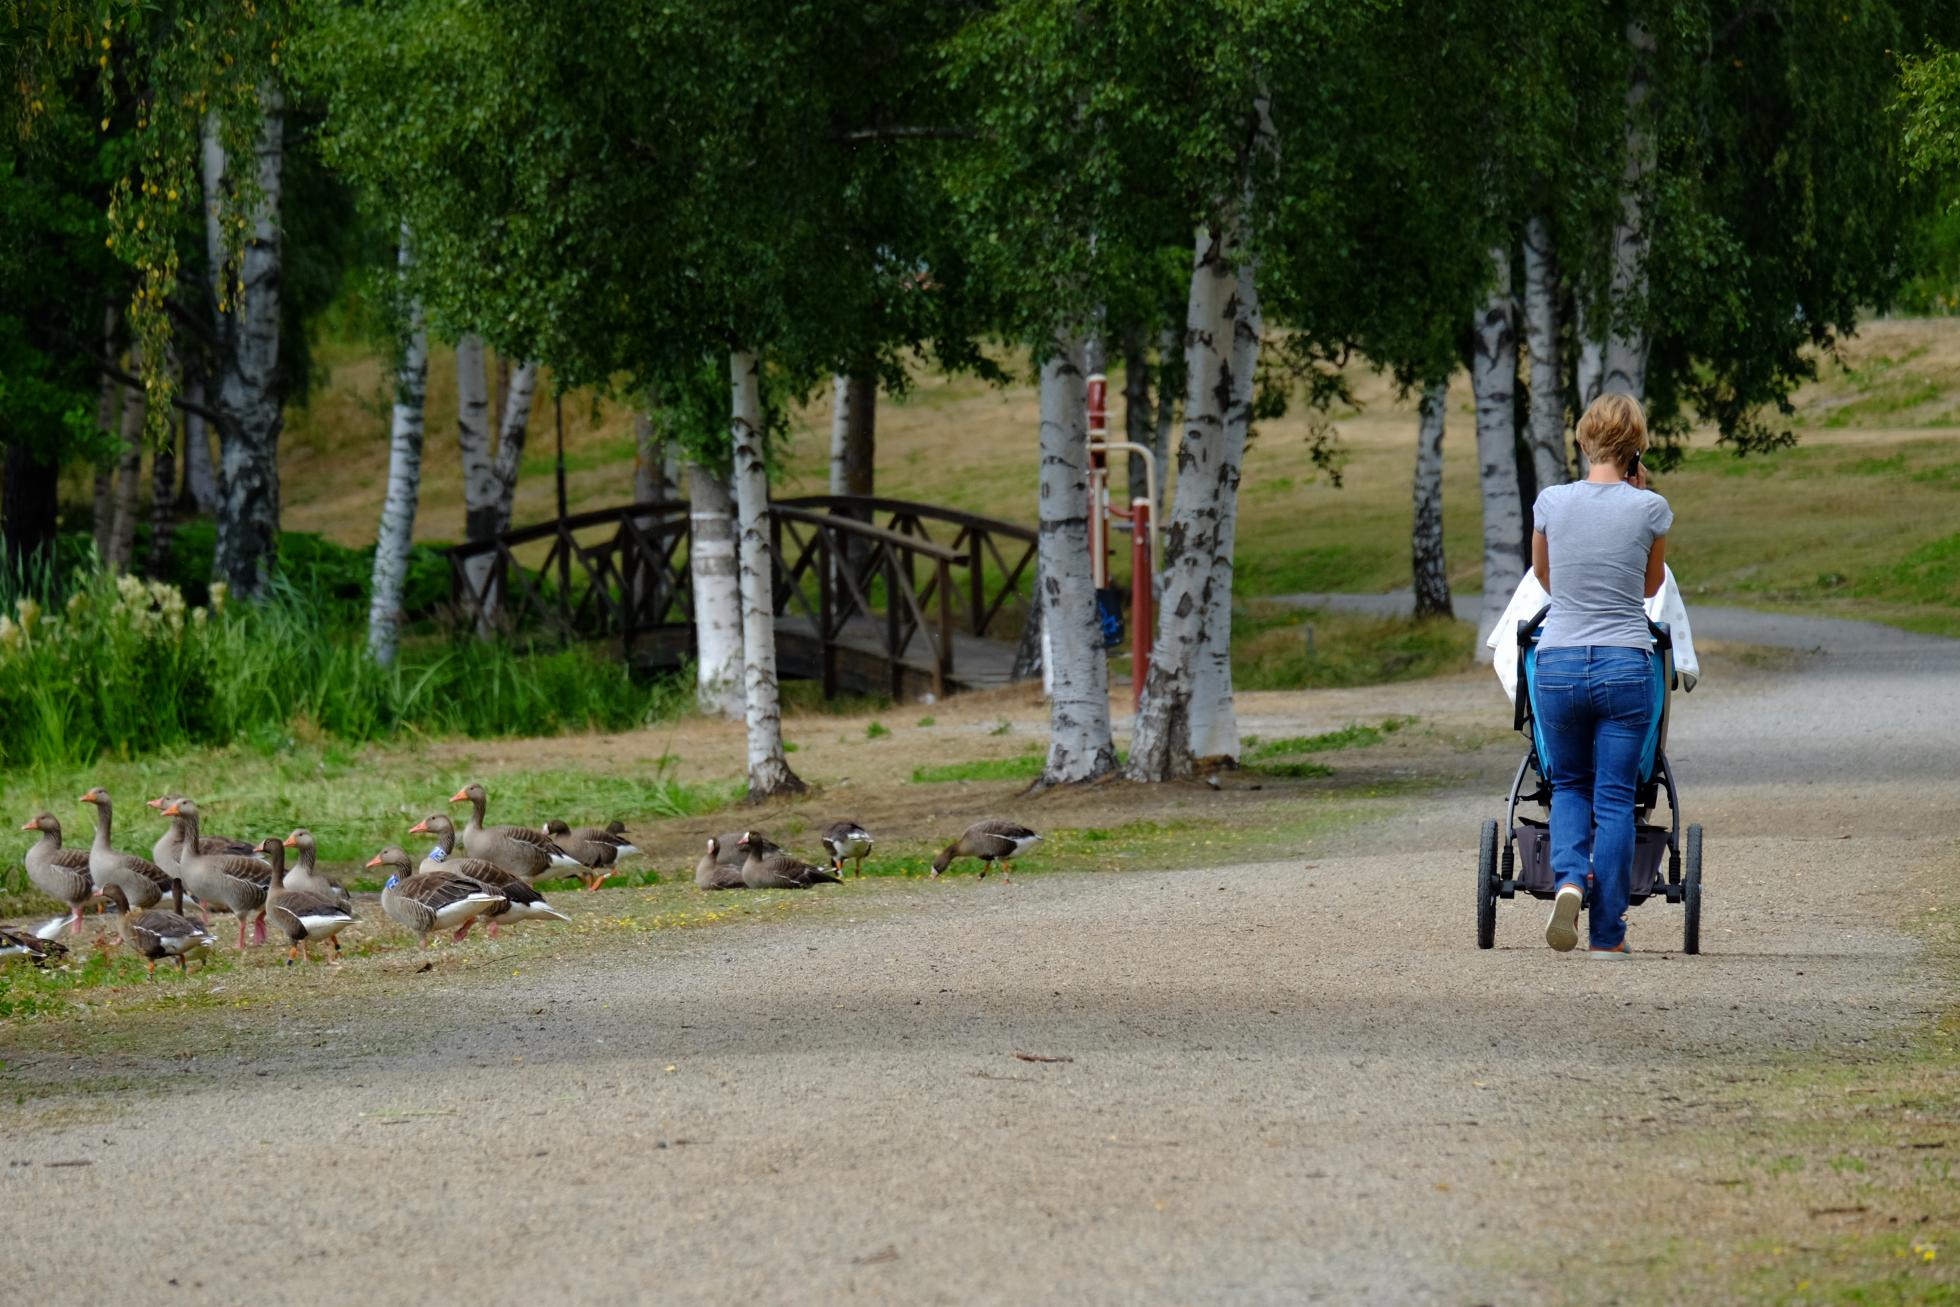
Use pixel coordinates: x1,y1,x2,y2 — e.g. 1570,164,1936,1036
1644,535,1666,598
1532,530,1550,591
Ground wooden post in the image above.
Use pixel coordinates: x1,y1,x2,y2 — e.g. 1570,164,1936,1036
934,556,952,699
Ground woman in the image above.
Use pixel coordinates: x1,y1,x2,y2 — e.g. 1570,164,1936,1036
1530,392,1673,957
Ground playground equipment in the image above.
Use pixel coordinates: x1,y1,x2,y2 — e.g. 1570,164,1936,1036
1084,370,1157,709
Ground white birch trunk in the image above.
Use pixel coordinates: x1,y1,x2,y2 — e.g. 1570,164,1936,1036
367,232,429,666
1575,295,1604,415
107,343,145,573
210,85,285,600
182,376,220,512
687,460,744,719
1521,215,1569,493
1471,245,1523,661
1411,379,1452,619
1152,322,1178,517
1602,20,1657,401
828,374,852,497
1187,254,1262,764
455,334,496,630
633,409,675,504
729,349,805,799
1035,335,1117,788
1126,223,1239,781
490,360,537,534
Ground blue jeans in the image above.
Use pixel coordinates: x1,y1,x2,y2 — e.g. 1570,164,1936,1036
1533,646,1651,951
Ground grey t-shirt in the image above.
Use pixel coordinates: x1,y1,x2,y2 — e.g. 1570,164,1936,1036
1532,481,1673,650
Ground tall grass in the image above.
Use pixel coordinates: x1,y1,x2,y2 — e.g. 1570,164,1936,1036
0,570,685,770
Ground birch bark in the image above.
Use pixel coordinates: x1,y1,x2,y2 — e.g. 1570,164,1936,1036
1521,215,1569,492
455,334,496,627
1187,254,1263,764
366,233,429,666
1126,222,1239,781
107,343,145,573
1471,245,1524,660
182,374,220,513
633,409,677,503
687,460,744,719
489,360,537,534
1602,20,1657,401
209,86,286,600
729,350,805,799
1035,335,1117,788
1410,379,1452,619
1152,323,1178,517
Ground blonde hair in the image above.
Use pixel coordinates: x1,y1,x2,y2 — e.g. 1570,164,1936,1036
1575,392,1648,469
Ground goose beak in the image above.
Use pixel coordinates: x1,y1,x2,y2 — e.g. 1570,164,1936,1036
145,797,163,809
282,835,298,848
408,819,430,835
20,820,36,831
448,788,470,804
76,793,94,804
162,803,181,816
364,854,384,869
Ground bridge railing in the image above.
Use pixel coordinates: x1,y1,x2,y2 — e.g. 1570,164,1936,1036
443,496,1036,696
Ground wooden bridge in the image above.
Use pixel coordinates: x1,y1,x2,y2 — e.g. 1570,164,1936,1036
444,496,1039,699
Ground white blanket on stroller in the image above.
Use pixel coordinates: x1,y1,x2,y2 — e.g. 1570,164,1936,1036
1487,565,1699,704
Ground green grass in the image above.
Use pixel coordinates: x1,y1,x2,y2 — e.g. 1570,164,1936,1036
1243,717,1416,761
1233,605,1475,691
911,752,1046,784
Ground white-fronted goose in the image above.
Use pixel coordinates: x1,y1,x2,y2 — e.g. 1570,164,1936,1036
695,836,747,891
410,814,569,937
103,881,215,976
541,819,633,891
146,793,259,876
368,845,504,947
449,783,578,883
932,820,1041,881
820,820,876,877
167,798,271,947
280,829,353,912
264,837,356,964
737,831,842,889
20,812,95,933
0,924,70,967
79,788,171,910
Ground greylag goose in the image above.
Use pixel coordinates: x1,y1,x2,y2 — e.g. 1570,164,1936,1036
20,812,95,933
695,836,747,891
368,845,504,947
0,924,70,967
541,819,636,891
737,831,842,889
449,783,579,883
820,820,876,877
932,820,1041,881
409,814,569,937
103,881,215,976
146,793,259,876
264,837,357,964
167,798,271,947
79,788,171,909
280,829,353,911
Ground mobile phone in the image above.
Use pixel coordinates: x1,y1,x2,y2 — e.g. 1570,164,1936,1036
1627,451,1643,480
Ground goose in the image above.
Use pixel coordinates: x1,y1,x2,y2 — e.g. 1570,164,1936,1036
20,812,95,933
449,783,579,883
79,788,172,909
695,836,747,891
409,814,569,937
264,837,357,965
542,819,635,891
146,793,259,878
103,881,215,976
931,820,1041,881
736,831,843,890
0,924,70,967
167,799,271,947
820,821,876,877
280,829,353,912
368,845,504,947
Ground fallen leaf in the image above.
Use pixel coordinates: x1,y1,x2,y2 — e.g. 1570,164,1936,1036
1012,1052,1073,1064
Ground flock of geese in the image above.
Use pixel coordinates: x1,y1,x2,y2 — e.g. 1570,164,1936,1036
3,782,1043,977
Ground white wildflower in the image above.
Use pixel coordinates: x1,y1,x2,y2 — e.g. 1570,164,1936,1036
207,581,228,613
0,615,17,652
14,596,41,633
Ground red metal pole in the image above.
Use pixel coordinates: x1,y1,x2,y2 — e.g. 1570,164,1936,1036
1131,497,1151,711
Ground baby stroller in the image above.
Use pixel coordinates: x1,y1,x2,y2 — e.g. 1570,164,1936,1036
1476,606,1704,953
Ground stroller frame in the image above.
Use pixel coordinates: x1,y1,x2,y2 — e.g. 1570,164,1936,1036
1476,605,1704,953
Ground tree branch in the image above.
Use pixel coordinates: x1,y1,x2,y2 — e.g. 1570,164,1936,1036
88,353,227,428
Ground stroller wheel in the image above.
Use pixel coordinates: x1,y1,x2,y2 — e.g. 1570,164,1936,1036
1682,824,1703,955
1476,819,1498,950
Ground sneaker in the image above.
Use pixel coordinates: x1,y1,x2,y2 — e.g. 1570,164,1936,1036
1587,942,1632,959
1545,885,1582,953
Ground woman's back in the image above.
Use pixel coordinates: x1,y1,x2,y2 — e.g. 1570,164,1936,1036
1534,480,1672,650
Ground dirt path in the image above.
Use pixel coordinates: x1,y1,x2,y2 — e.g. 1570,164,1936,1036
3,614,1955,1304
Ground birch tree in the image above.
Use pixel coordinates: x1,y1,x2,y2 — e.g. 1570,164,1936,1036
106,349,145,572
454,333,498,626
367,232,429,665
828,373,875,499
729,350,804,800
1410,380,1452,618
1520,215,1568,490
1600,19,1656,402
687,459,744,720
208,86,286,600
489,360,538,534
1470,246,1522,658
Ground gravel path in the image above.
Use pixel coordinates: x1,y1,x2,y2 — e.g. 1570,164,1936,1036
3,608,1954,1304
